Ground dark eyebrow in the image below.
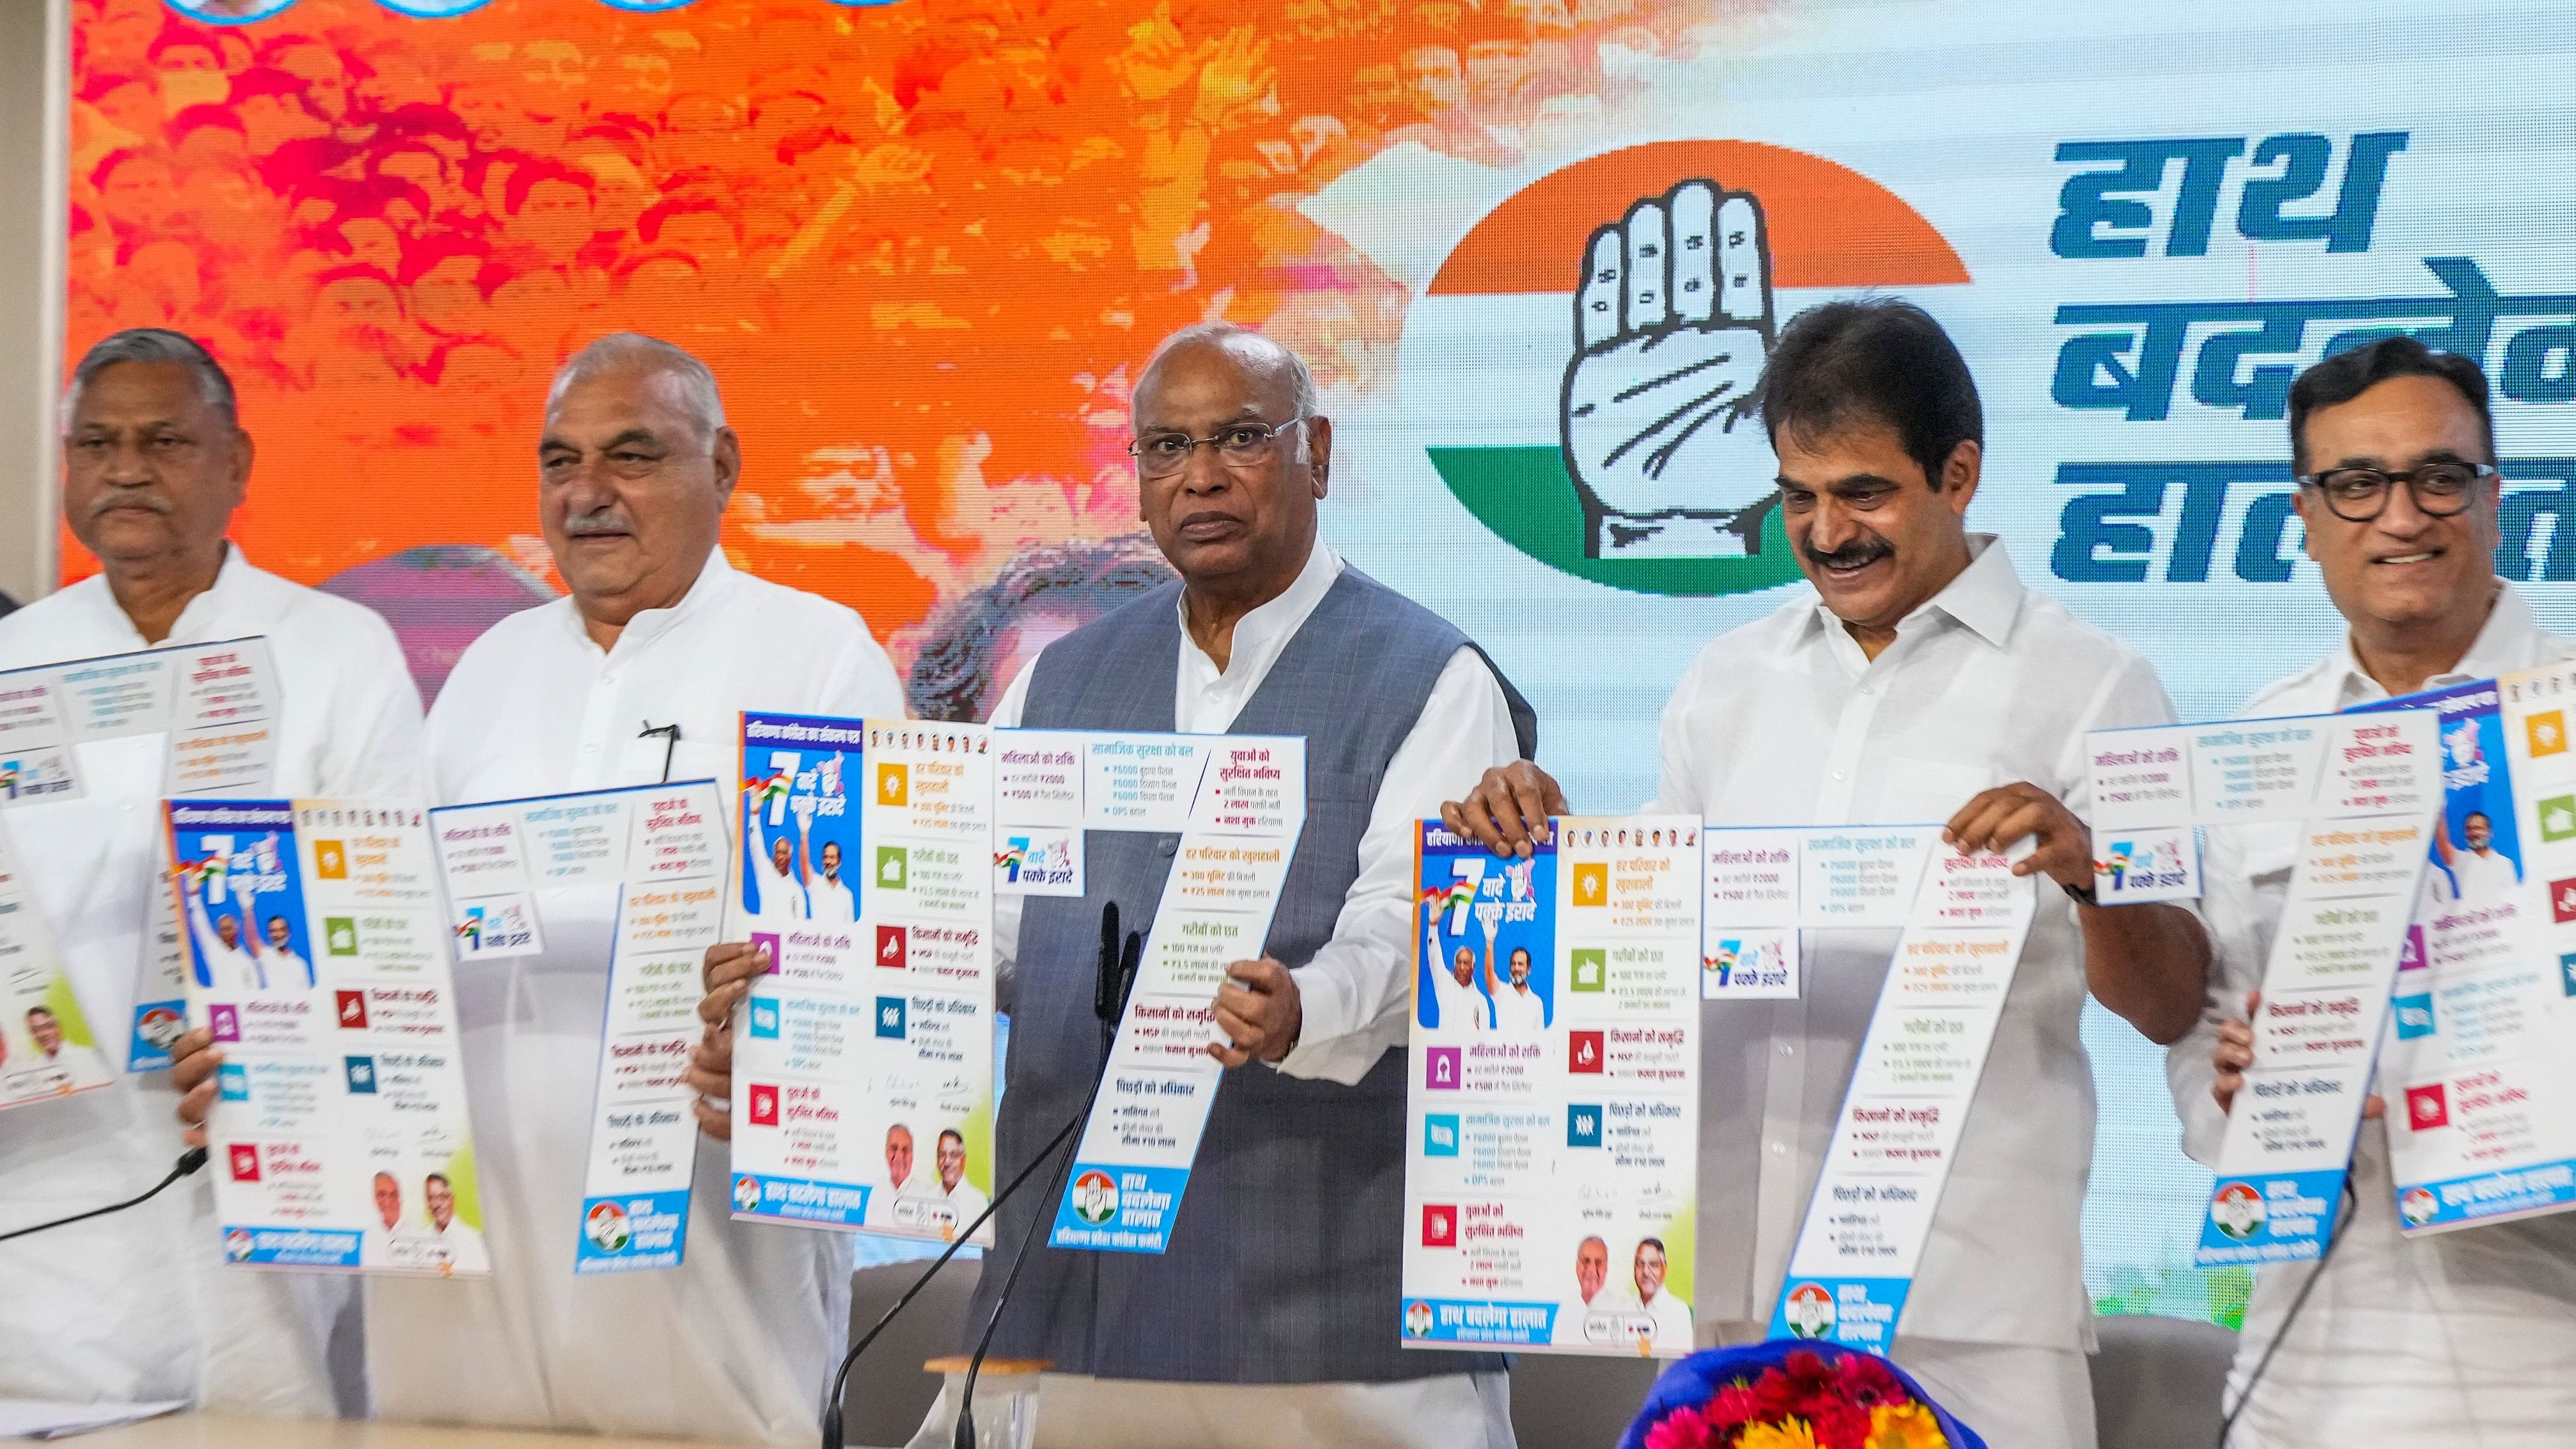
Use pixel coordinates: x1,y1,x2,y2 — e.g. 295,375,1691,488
2321,447,2483,473
1777,472,1906,493
539,427,666,456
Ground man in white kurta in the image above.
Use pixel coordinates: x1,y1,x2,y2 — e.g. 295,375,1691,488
2173,339,2576,1445
1445,300,2212,1449
365,334,903,1446
0,329,424,1420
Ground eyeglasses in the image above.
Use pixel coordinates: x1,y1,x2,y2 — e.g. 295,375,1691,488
2295,461,2495,523
1126,417,1307,477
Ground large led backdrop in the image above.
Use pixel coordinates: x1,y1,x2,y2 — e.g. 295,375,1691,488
68,0,2576,1327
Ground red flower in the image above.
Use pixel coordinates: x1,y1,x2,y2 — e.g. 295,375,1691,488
1643,1404,1716,1449
1830,1352,1908,1409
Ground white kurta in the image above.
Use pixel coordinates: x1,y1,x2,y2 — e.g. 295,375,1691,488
0,546,426,1417
977,541,1525,1449
2174,582,2576,1448
1648,536,2180,1449
371,547,902,1446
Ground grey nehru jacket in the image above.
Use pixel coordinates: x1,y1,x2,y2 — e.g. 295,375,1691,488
969,566,1537,1383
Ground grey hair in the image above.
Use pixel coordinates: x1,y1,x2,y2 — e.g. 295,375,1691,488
1138,322,1321,423
548,332,728,436
63,329,240,432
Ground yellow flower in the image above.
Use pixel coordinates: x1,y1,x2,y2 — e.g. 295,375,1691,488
1737,1422,1819,1449
1866,1402,1950,1449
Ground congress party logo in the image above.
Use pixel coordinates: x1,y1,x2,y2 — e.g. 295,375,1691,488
1782,1282,1836,1338
1404,1301,1436,1338
2209,1181,2267,1241
2400,1187,2439,1228
584,1200,633,1253
733,1175,763,1213
1402,141,1967,596
1071,1169,1120,1225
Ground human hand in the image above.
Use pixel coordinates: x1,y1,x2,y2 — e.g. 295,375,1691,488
1438,761,1568,859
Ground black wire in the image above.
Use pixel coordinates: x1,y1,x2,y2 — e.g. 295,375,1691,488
952,1125,1084,1449
2215,1178,2358,1448
818,1106,1087,1448
0,1147,208,1243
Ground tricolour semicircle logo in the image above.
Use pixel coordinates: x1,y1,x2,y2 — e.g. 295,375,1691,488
1400,141,1969,598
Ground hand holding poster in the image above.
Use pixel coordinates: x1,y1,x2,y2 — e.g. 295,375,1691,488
172,799,486,1275
1401,816,1701,1356
724,715,997,1244
429,781,727,1275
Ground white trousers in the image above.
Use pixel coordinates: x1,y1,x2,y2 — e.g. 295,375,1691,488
917,1370,1515,1449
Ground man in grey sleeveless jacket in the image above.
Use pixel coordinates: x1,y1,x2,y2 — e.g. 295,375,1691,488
980,324,1534,1446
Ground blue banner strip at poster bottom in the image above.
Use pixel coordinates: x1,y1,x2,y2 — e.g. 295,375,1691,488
222,1225,361,1268
1397,1298,1560,1347
2398,1158,2576,1231
2194,1167,2348,1266
1048,1163,1190,1253
728,1171,872,1227
574,1189,690,1274
1769,1276,1911,1351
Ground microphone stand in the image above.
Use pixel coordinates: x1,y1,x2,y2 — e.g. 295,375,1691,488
0,1147,207,1244
818,903,1139,1449
949,924,1139,1449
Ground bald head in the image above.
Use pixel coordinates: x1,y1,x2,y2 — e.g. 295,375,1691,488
1130,324,1331,609
539,333,741,646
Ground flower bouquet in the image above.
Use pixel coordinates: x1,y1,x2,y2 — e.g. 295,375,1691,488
1619,1341,1987,1449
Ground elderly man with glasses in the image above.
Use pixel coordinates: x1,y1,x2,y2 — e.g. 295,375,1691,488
725,321,1537,1446
2176,336,2576,1446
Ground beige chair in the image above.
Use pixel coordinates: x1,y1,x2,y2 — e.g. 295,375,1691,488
843,1257,988,1449
2090,1313,2238,1449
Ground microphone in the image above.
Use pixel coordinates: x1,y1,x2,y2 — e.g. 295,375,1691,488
0,1147,208,1244
818,903,1133,1449
951,925,1141,1449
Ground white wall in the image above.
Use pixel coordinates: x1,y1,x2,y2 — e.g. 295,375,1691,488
0,0,65,607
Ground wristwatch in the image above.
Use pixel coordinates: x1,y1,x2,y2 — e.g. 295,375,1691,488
2062,879,2099,907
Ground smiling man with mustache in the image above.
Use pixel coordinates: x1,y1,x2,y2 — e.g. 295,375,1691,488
1441,300,2210,1449
0,329,423,1422
2177,337,2576,1447
868,322,1532,1447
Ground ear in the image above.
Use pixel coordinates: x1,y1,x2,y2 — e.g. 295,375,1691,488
1307,414,1333,499
225,426,256,510
2290,486,2323,563
711,426,741,497
1939,438,1980,515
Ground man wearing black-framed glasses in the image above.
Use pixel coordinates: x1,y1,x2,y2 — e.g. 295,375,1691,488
2175,335,2576,1446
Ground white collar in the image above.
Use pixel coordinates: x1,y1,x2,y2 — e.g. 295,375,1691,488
563,545,736,657
1804,532,2023,653
1174,539,1344,677
2321,580,2541,704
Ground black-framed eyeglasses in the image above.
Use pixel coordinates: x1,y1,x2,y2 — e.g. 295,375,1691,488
1126,417,1308,477
2294,461,2496,523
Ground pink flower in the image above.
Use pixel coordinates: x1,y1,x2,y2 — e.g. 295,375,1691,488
1644,1405,1716,1449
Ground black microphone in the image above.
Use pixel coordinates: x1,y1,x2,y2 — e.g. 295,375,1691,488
818,904,1128,1449
0,1147,208,1244
951,925,1142,1449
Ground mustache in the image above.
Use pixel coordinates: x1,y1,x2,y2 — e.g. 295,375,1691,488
89,491,175,518
1801,534,1895,571
559,510,633,537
